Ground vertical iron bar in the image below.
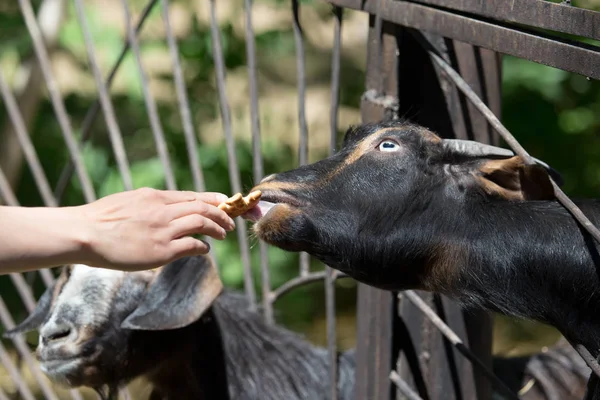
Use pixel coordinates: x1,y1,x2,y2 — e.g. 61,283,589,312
374,0,384,92
326,6,343,400
0,70,56,207
160,0,205,193
243,0,272,321
119,0,177,190
54,0,160,203
160,0,218,258
291,0,311,277
73,0,133,191
209,0,256,306
17,0,96,203
354,18,397,400
330,7,343,153
0,298,60,400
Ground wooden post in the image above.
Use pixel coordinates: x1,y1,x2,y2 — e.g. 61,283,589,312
355,17,501,400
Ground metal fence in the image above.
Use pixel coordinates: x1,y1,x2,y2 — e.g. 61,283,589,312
1,0,600,399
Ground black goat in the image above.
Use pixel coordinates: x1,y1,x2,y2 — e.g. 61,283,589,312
245,120,600,390
5,256,355,399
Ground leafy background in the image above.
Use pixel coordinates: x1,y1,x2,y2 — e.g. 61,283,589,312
0,0,599,397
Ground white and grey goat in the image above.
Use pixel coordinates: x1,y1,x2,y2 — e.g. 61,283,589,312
6,255,356,399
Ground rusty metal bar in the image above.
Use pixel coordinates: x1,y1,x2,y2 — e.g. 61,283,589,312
159,0,218,259
54,0,159,203
270,271,328,301
17,0,96,203
119,0,176,191
0,70,56,207
0,298,61,400
161,0,204,193
243,0,272,322
0,339,35,400
268,271,348,301
325,7,344,399
404,291,520,400
291,0,311,278
161,0,206,192
73,0,133,192
389,370,424,400
409,0,600,41
209,0,256,307
354,17,397,400
326,0,600,80
330,6,343,150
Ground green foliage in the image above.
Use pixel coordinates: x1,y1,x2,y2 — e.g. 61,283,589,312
502,55,600,198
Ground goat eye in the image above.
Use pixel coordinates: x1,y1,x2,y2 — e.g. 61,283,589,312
377,140,400,152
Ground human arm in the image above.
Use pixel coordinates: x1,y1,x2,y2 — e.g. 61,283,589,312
0,188,236,274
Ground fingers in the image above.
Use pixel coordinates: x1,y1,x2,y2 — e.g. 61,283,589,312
192,192,229,206
169,214,228,240
167,201,235,231
169,237,211,259
159,190,228,206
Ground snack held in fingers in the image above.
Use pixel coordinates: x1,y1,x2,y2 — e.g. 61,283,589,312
218,190,262,218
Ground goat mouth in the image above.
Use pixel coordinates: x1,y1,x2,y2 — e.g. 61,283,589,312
242,192,302,222
38,358,83,385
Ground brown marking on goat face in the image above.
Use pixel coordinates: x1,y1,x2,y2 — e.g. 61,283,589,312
418,126,442,144
51,265,73,304
75,324,98,346
253,204,301,239
424,242,465,292
475,156,554,201
252,180,308,193
326,128,398,180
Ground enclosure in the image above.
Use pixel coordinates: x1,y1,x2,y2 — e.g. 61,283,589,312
1,0,600,399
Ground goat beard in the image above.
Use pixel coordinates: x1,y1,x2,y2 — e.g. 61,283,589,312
94,384,121,400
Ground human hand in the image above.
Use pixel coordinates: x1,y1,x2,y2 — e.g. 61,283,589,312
75,188,235,271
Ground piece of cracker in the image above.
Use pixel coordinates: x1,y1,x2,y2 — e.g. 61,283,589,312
218,190,262,218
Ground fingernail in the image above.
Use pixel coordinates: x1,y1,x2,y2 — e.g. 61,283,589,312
228,218,235,230
216,193,229,203
221,228,227,239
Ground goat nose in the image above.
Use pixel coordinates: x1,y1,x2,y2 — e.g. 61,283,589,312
40,321,73,345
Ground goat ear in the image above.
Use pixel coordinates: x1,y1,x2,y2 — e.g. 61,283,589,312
121,255,223,331
442,139,564,186
475,156,555,200
3,287,53,338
